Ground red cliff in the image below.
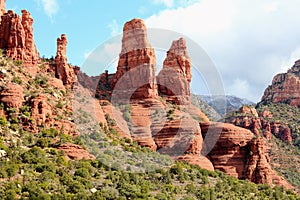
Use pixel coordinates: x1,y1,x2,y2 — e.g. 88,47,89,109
0,10,40,65
262,60,300,106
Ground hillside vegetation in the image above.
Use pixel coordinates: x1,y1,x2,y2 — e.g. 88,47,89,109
0,55,298,199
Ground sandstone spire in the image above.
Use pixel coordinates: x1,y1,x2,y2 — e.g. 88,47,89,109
55,34,77,88
113,18,157,100
0,9,39,65
157,37,192,105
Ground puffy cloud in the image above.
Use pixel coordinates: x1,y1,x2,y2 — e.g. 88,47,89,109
152,0,174,8
37,0,59,18
145,0,300,102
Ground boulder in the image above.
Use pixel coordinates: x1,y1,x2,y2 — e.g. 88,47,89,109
57,143,95,160
0,83,23,109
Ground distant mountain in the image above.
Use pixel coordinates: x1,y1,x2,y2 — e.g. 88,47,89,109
199,95,254,117
191,94,221,121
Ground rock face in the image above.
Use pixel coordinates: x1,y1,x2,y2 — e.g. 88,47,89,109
54,34,77,88
201,122,254,179
240,105,258,117
200,122,289,186
30,94,52,127
0,0,5,19
77,71,100,93
57,143,95,160
97,18,157,100
0,10,40,65
261,60,300,106
157,38,192,105
0,83,23,109
227,106,293,143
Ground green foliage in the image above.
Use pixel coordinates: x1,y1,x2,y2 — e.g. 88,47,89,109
13,60,23,66
56,100,64,109
0,115,8,127
105,114,117,126
35,74,48,86
11,75,22,85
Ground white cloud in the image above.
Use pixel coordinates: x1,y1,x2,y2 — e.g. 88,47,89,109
227,79,253,100
281,47,300,72
153,0,174,8
38,0,59,18
108,20,121,37
145,0,300,102
264,1,279,13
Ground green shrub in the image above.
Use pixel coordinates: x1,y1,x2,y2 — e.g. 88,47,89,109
0,116,8,127
13,60,23,66
56,101,64,109
11,76,22,85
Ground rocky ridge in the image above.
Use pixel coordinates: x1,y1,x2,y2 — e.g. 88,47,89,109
0,4,88,159
0,2,295,192
261,60,300,106
92,18,291,188
226,105,293,144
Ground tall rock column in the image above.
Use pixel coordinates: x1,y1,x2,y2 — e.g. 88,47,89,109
113,18,158,100
0,0,6,20
0,10,39,65
157,38,192,105
21,10,39,64
55,34,77,89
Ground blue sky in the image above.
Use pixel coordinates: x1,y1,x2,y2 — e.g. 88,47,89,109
7,0,183,65
6,0,300,102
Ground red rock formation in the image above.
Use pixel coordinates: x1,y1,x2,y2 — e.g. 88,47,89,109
262,60,300,106
96,70,115,100
245,137,294,189
245,137,273,184
0,10,40,65
54,120,78,136
271,122,292,144
154,118,202,155
130,101,158,150
240,105,258,117
201,122,254,178
96,18,158,101
114,18,157,100
77,70,100,93
0,0,6,19
54,34,77,88
229,114,292,143
57,143,95,160
30,94,52,127
200,122,291,187
177,154,214,171
157,38,192,105
0,83,23,109
260,110,273,119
